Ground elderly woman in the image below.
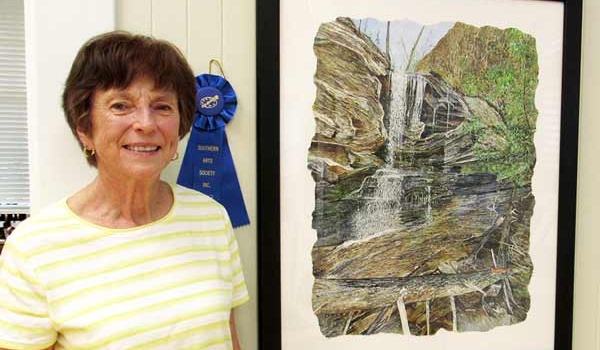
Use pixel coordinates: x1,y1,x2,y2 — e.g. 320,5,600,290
0,32,248,350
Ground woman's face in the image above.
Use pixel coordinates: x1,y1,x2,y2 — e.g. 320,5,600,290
78,75,180,181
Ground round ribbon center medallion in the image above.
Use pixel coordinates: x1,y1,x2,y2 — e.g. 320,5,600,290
196,86,225,116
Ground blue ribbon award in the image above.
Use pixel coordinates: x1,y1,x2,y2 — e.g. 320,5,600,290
177,73,250,228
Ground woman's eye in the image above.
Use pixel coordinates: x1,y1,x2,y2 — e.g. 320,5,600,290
110,102,130,112
156,104,174,112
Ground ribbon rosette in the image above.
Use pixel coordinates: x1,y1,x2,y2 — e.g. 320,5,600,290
177,74,250,227
193,74,237,130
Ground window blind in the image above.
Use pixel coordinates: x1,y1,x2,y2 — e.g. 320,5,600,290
0,0,29,213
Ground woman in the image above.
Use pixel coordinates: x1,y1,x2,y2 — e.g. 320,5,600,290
0,32,248,350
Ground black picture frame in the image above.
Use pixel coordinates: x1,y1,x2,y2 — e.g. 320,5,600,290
256,1,582,349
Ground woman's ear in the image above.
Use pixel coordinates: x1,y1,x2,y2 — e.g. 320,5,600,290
76,127,92,149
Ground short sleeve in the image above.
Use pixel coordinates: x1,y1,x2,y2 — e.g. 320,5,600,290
223,213,249,309
0,240,57,350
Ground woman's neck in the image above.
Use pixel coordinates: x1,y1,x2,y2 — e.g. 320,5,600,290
67,175,174,229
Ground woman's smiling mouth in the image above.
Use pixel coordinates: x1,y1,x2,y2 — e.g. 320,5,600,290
123,145,160,152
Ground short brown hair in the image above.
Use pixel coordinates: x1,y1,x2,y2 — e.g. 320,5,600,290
62,31,196,166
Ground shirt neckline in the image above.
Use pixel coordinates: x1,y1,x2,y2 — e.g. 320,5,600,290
62,182,177,233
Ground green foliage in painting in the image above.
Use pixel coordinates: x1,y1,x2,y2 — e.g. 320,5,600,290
417,24,538,185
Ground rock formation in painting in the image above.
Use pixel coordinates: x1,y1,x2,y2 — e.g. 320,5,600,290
309,18,537,337
309,17,390,185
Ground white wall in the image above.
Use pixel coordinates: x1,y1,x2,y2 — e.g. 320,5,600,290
573,0,600,349
25,0,114,213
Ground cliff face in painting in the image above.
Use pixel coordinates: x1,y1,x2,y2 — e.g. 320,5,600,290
309,18,537,336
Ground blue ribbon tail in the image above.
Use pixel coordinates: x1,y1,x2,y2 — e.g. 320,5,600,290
219,133,250,227
177,127,250,228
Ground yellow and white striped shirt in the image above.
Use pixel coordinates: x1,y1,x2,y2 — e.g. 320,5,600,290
0,184,249,350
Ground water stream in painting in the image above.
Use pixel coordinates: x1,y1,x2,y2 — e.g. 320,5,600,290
351,71,432,239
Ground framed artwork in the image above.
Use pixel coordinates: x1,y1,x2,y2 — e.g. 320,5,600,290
257,0,582,349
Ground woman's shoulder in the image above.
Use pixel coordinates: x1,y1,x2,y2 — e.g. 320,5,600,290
172,184,223,207
14,200,71,229
4,199,74,247
170,184,231,222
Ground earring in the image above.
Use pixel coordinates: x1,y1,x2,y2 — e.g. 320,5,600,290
83,146,95,158
171,152,179,161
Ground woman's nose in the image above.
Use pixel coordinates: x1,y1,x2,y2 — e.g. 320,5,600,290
133,107,157,133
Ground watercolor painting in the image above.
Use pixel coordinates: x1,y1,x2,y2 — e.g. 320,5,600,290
308,17,538,336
